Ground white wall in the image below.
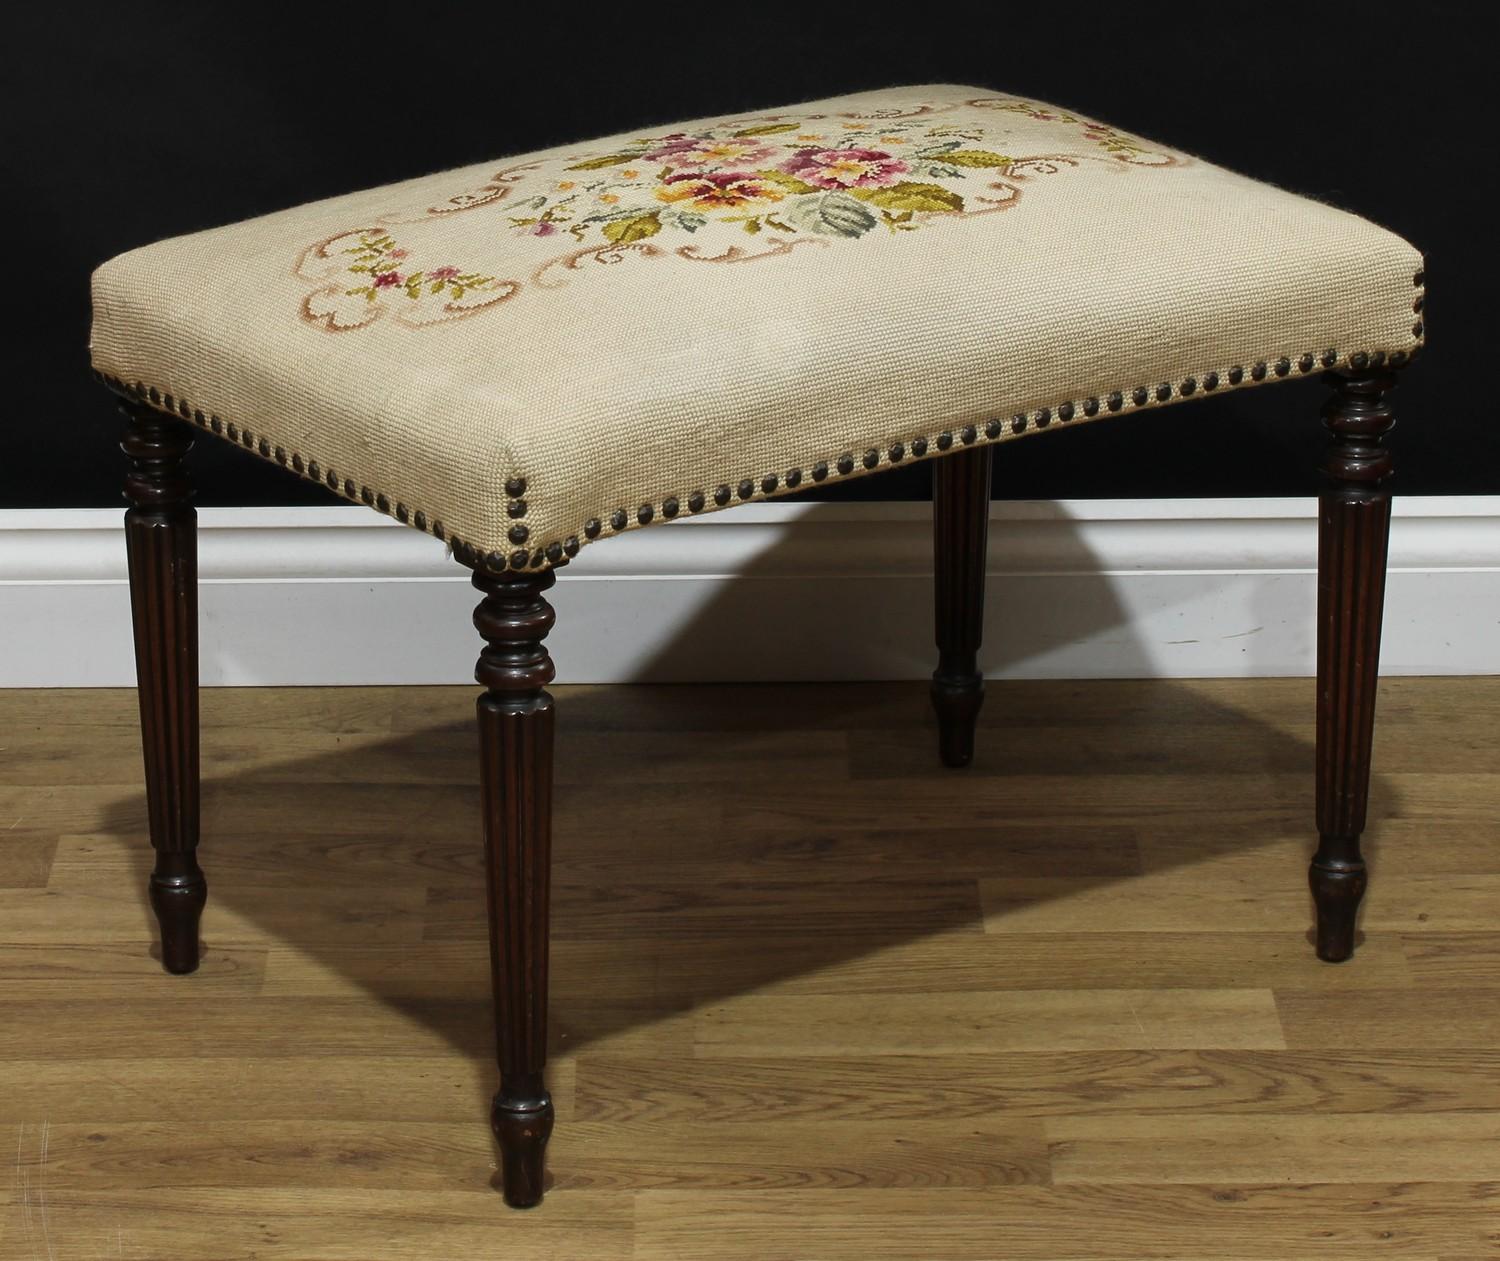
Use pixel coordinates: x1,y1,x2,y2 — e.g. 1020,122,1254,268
2,498,1497,686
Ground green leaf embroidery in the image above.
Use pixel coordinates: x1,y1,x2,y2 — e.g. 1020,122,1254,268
940,150,1012,169
850,181,965,213
601,212,663,244
584,206,644,222
753,169,821,195
732,122,801,137
781,191,879,238
566,151,648,171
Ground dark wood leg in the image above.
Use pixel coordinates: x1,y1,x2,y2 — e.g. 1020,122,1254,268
121,400,205,975
1312,369,1397,962
931,447,992,767
473,562,559,1207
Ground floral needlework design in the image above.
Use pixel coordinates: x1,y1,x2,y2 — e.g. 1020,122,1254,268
534,122,1007,244
298,230,519,331
296,96,1183,330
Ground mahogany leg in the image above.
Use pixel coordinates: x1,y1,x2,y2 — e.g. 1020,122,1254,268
121,399,205,975
472,561,559,1207
1312,369,1397,962
931,446,992,767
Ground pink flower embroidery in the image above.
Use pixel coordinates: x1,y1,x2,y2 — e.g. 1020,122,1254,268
644,135,783,169
529,221,558,236
387,248,408,260
373,270,403,287
781,147,909,189
655,170,783,210
428,265,460,281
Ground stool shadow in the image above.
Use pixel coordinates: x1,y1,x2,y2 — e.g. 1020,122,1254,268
98,502,1392,1109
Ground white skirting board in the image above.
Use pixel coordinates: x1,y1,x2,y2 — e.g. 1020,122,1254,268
1,497,1497,686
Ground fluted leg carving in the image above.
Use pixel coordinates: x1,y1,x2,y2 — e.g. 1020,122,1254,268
473,562,559,1207
931,447,992,767
1312,370,1397,962
121,400,204,975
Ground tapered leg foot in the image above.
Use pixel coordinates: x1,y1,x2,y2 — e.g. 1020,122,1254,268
930,676,983,768
1312,368,1397,963
150,852,207,974
121,396,203,975
492,1085,555,1208
931,447,991,768
1309,843,1368,963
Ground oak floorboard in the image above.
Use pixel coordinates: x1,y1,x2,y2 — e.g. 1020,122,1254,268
633,1184,1498,1258
0,835,56,889
10,1117,1050,1195
2,1187,633,1261
2,678,1496,1258
982,864,1500,935
1401,933,1500,986
425,876,985,943
260,930,1411,1002
1046,1113,1500,1183
1276,988,1500,1049
572,1049,1500,1122
0,1057,576,1124
692,989,1286,1055
0,996,490,1060
0,941,266,998
0,879,429,945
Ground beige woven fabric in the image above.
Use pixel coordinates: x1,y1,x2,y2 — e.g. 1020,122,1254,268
91,84,1424,568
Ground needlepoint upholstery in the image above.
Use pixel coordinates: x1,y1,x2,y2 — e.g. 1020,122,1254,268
90,85,1424,568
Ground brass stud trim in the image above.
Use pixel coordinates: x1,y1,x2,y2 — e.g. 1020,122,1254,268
97,320,1425,575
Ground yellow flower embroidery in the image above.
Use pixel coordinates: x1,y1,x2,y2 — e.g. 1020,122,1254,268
656,173,784,211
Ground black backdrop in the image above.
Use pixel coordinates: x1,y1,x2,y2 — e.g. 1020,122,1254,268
4,3,1493,508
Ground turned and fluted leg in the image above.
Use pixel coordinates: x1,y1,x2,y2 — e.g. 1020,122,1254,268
121,399,205,975
473,562,559,1207
1312,369,1397,962
931,446,992,767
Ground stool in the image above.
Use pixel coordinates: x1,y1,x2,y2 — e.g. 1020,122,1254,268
89,86,1424,1207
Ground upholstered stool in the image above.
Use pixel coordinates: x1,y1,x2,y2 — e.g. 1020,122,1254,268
90,86,1423,1207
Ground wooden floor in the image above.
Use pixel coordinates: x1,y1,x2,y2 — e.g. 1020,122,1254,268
1,678,1498,1259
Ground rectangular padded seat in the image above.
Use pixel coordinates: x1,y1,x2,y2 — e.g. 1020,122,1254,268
91,84,1424,569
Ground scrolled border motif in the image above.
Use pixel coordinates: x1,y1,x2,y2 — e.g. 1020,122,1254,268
296,228,522,331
